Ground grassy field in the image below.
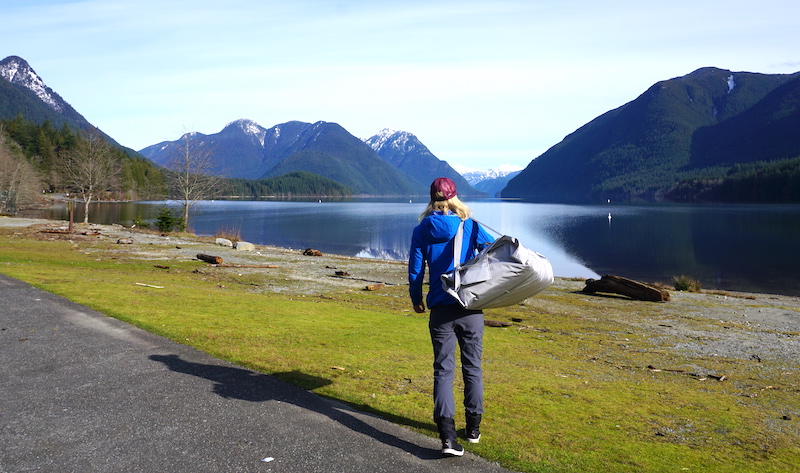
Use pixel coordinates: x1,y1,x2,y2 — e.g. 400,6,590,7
1,224,798,472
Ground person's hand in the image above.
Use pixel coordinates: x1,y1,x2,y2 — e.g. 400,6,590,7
413,303,426,313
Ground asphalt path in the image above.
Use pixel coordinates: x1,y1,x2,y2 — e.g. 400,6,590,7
0,273,512,473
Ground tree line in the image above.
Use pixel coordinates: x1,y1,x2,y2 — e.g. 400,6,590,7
665,156,800,202
226,171,353,198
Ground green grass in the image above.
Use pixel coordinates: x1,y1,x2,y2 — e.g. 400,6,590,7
1,229,798,472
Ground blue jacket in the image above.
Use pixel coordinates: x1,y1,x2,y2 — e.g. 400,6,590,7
409,212,494,309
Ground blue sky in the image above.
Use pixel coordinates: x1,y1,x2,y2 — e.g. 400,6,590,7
3,0,799,170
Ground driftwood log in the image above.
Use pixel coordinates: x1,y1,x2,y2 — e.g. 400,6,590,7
197,253,223,264
582,275,670,302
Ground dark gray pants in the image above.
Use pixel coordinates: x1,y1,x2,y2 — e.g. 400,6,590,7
429,304,484,421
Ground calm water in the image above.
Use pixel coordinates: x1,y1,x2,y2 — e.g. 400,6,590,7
40,199,800,296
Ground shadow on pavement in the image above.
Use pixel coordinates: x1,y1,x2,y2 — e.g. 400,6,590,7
150,354,441,460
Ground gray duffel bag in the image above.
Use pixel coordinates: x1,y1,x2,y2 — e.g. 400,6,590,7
441,220,554,310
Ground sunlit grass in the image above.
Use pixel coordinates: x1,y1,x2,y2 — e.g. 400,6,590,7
1,229,798,473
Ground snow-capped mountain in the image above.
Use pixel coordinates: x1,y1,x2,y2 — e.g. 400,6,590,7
0,56,65,112
450,164,523,197
0,55,112,145
452,164,523,185
364,128,484,196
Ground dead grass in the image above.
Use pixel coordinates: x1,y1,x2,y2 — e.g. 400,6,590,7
213,224,242,243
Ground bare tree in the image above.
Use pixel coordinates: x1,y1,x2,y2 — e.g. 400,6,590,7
57,129,118,224
166,132,223,229
0,127,43,214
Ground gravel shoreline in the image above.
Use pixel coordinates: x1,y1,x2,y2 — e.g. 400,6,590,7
3,216,799,370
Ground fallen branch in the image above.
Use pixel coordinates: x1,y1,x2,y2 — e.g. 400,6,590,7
213,263,278,268
329,274,399,286
647,365,685,373
648,365,728,381
135,282,164,289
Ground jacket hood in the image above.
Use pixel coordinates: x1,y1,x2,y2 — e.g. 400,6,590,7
419,213,462,243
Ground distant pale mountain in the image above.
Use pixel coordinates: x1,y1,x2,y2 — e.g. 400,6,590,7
364,129,484,196
503,67,800,203
453,164,523,185
140,119,428,196
452,164,522,197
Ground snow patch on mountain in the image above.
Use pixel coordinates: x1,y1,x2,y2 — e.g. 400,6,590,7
228,118,267,146
0,56,63,112
364,128,416,152
452,164,523,185
727,74,735,94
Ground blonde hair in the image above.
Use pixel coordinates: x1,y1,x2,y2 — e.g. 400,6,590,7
419,195,472,221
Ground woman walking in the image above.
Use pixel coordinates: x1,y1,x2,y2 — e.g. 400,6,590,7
408,177,494,456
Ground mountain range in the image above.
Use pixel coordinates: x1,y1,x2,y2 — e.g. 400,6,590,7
140,121,485,196
453,164,523,198
4,54,800,203
0,55,484,198
502,67,800,202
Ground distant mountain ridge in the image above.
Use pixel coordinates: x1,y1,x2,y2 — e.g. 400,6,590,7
140,119,428,196
452,164,522,197
453,164,522,184
503,67,800,202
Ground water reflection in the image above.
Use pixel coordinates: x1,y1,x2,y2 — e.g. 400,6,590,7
545,204,800,296
37,200,800,296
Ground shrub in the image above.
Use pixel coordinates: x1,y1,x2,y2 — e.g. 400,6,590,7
154,207,183,233
214,225,241,243
673,275,702,292
132,214,149,229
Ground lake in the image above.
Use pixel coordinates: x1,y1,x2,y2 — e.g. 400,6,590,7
38,199,800,297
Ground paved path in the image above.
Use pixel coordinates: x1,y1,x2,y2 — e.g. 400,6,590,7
0,274,512,473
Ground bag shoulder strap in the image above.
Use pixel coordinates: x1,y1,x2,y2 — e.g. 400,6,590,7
470,217,503,237
452,220,465,268
453,217,503,268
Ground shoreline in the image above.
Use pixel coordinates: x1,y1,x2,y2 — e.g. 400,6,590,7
3,214,799,305
4,214,800,299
